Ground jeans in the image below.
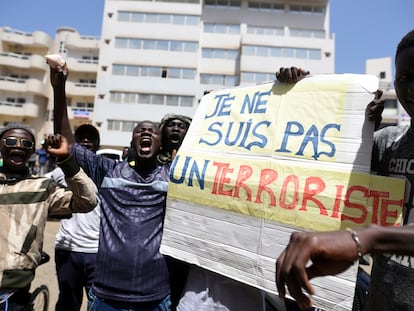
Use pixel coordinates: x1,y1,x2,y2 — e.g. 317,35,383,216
87,289,171,311
55,249,97,311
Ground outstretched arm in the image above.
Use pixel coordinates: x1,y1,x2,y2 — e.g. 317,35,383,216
276,224,414,310
46,55,74,145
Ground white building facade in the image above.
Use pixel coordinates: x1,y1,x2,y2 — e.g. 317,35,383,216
1,0,335,149
94,0,335,148
0,26,99,147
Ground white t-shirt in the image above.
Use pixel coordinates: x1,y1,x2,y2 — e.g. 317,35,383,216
48,167,101,253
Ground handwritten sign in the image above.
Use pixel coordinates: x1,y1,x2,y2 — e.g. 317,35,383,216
161,75,405,310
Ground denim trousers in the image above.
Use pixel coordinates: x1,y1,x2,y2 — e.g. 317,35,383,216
87,289,171,311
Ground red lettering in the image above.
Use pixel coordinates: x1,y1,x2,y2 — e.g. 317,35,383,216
300,177,327,215
369,190,390,224
341,186,368,224
279,175,299,209
331,185,344,218
380,198,403,226
255,169,278,206
234,165,253,201
211,162,233,196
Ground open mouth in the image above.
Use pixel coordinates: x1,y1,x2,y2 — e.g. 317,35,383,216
9,150,26,165
169,133,182,144
139,137,152,154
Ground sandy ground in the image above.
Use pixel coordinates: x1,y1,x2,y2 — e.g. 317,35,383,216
31,220,88,310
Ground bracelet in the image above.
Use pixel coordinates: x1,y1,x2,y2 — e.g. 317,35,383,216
346,228,363,259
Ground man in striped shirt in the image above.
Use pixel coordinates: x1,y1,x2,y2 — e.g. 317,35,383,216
51,58,172,310
0,123,98,309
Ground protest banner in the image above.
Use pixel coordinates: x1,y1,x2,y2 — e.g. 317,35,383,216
160,74,406,310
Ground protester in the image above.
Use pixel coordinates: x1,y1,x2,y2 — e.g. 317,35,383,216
156,114,192,310
36,141,48,175
277,30,414,311
28,152,37,175
276,225,414,310
157,114,192,165
50,60,172,310
48,124,101,311
121,146,129,161
0,122,98,309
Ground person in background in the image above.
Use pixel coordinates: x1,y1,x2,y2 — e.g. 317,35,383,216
50,60,172,310
47,123,101,311
28,152,37,175
0,122,98,310
121,146,129,162
36,141,48,175
156,114,192,310
277,30,414,311
157,114,192,165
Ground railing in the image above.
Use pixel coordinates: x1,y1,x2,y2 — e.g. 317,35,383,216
78,59,99,64
0,100,24,108
0,52,30,60
3,27,32,37
0,76,26,83
74,82,96,88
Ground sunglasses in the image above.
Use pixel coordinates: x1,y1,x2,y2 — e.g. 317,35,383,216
3,137,34,149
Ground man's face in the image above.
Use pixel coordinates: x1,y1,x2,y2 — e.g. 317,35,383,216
0,128,34,173
131,121,161,160
163,119,188,151
395,46,414,119
76,133,99,152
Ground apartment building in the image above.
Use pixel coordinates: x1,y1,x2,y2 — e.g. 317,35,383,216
0,27,54,146
1,0,337,149
94,0,335,148
0,26,99,147
365,57,405,127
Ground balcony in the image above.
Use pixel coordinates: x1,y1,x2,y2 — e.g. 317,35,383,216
57,28,100,50
0,101,39,118
0,27,53,48
66,81,96,97
0,76,49,96
66,56,99,73
0,53,49,71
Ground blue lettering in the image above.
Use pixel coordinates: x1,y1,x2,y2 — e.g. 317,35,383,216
204,93,235,119
199,122,222,146
240,90,271,114
170,155,209,190
276,121,304,153
317,124,340,158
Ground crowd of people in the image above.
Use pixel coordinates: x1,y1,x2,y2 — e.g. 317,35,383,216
0,29,414,311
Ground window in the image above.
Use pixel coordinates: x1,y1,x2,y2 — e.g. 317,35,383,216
241,71,274,84
115,38,128,48
109,92,194,107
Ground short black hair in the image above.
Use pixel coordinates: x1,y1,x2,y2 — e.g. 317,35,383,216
396,30,414,60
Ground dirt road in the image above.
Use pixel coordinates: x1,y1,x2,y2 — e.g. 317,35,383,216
31,220,88,310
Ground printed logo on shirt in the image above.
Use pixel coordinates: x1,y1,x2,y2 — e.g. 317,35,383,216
390,254,414,269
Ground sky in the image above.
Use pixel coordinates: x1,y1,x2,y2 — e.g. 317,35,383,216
1,0,413,77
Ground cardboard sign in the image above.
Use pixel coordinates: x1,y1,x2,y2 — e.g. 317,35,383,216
160,75,406,310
